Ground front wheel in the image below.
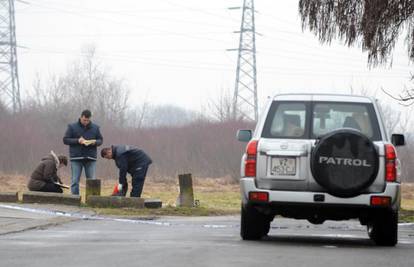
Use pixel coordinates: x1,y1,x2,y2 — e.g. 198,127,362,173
240,205,272,240
367,210,398,246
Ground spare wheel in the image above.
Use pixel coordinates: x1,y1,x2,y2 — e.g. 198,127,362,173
311,129,379,198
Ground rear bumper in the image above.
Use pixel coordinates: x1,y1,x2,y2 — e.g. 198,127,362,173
240,178,401,211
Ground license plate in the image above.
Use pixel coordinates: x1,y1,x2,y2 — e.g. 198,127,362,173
271,157,296,176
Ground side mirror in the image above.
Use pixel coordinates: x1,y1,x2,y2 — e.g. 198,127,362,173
391,134,405,146
237,130,252,142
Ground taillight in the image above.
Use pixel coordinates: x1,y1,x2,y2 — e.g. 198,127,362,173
245,140,258,177
370,196,391,207
249,192,269,202
385,144,397,182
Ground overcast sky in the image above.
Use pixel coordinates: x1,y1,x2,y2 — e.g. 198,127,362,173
15,0,414,112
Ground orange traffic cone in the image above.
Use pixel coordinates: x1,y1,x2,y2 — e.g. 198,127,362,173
112,183,121,196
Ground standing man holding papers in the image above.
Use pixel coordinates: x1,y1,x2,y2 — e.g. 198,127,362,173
63,109,103,195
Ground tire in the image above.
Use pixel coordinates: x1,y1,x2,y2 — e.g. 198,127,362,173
240,205,271,240
367,210,398,246
311,129,379,198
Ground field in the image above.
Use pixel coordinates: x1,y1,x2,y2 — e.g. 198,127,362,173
1,174,414,221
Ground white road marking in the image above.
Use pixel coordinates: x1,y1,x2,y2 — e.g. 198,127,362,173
285,233,362,239
399,223,414,227
1,204,413,237
0,204,234,228
398,240,414,244
203,224,229,228
0,204,171,226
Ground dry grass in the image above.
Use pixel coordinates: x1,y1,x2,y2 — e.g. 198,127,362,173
0,174,29,193
401,183,414,211
0,174,241,216
98,176,241,215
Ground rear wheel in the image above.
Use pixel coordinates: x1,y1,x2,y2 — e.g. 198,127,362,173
240,205,272,240
367,210,398,246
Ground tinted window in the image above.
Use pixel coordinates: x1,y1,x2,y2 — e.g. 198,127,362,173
262,102,308,139
312,103,380,140
262,101,381,141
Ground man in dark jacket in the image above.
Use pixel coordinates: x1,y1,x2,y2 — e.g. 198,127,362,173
28,151,68,193
63,110,103,195
101,145,152,197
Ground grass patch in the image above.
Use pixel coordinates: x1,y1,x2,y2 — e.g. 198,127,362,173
91,178,241,217
0,174,242,216
400,208,414,223
401,198,414,211
400,199,414,222
93,186,241,217
94,205,237,217
195,192,240,212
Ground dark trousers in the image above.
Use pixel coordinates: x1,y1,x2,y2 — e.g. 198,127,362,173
38,183,63,193
130,164,149,197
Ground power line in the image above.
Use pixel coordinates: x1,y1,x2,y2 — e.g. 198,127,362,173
24,1,233,45
28,0,225,14
161,0,240,23
16,1,413,89
28,0,234,30
21,46,411,78
23,0,410,69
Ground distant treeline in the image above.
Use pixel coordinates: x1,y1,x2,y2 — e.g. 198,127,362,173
0,109,252,180
1,104,413,182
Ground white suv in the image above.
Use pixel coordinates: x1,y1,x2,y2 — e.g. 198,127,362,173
237,94,405,246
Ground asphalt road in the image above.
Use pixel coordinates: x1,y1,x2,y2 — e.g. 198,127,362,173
0,204,414,267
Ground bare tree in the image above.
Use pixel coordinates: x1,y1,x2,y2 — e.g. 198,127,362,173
207,87,234,122
299,0,414,102
349,86,372,97
25,45,130,127
127,96,150,129
397,106,414,133
391,107,414,182
379,102,401,135
144,105,197,128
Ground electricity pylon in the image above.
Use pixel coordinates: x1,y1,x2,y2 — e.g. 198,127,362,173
229,0,258,121
0,0,21,113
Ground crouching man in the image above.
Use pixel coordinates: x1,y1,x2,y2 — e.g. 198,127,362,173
101,145,152,197
28,151,68,193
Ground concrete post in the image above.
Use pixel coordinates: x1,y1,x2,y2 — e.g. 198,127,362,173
85,179,101,200
178,173,194,207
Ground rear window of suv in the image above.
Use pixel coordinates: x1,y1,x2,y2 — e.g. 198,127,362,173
262,101,382,140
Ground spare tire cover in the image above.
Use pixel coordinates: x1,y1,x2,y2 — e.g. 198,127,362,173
311,129,379,198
